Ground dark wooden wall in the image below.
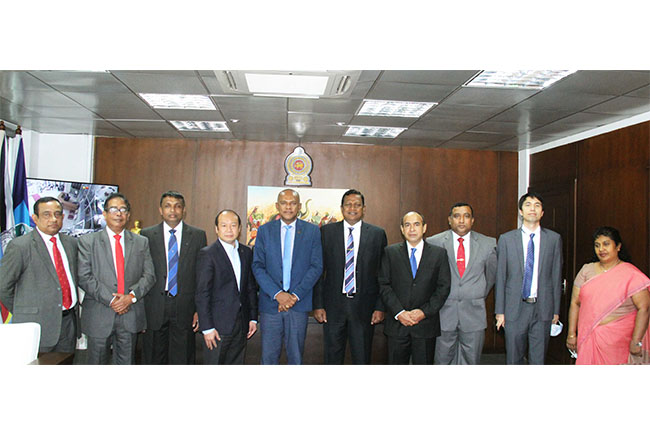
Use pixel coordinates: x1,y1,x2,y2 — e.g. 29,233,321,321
94,137,519,352
530,121,650,363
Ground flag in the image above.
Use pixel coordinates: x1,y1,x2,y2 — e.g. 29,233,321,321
11,135,30,236
1,129,13,232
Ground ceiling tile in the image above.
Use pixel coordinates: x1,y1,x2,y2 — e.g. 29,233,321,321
442,87,538,107
111,71,208,94
489,106,576,127
366,82,456,102
413,115,481,131
451,131,514,144
214,95,287,112
29,71,127,93
548,70,650,96
584,96,650,116
516,89,614,111
288,98,362,115
398,128,459,141
155,109,225,122
469,121,528,135
379,70,479,86
220,110,286,124
426,103,506,120
625,84,650,98
348,115,414,128
178,131,235,139
0,71,54,92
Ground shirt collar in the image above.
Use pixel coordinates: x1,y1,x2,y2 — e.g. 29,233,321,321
219,238,239,251
343,220,362,231
452,231,471,242
281,219,297,229
521,225,541,237
406,240,424,252
163,220,183,234
36,226,60,243
106,226,125,238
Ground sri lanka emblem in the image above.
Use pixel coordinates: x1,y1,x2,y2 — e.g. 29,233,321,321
284,146,313,186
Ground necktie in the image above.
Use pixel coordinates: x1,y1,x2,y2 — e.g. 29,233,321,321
50,237,72,309
114,234,125,295
168,229,179,296
522,233,535,299
457,237,466,278
410,247,418,279
344,227,355,296
282,225,293,291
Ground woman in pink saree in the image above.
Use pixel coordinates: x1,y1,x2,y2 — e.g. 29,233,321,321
566,227,650,365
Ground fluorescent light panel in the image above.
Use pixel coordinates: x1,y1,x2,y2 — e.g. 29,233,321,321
464,70,576,89
344,125,406,138
358,99,437,118
139,93,216,110
245,73,328,96
170,121,229,132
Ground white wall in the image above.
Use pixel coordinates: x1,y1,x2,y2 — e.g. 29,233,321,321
23,131,94,183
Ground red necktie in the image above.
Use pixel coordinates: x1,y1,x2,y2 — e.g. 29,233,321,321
457,237,466,278
50,237,72,309
114,234,125,295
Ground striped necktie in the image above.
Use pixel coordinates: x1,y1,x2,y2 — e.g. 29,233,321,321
344,227,355,296
168,229,179,296
522,233,535,299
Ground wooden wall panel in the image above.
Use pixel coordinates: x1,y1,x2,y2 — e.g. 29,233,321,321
577,121,650,274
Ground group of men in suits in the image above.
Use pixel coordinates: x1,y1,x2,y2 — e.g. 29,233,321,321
0,187,562,365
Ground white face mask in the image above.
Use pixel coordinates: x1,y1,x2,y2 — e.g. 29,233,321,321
550,320,564,337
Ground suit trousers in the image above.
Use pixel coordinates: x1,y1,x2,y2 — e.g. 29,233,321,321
86,314,137,365
434,329,485,365
323,297,374,364
387,334,436,365
203,312,246,365
142,295,195,365
39,311,77,354
260,310,308,365
504,301,551,365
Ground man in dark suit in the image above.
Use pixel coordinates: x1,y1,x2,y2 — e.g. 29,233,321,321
140,191,207,364
379,211,450,364
0,197,80,354
495,192,562,365
252,188,323,365
78,192,155,364
427,202,497,365
314,189,387,364
195,210,258,364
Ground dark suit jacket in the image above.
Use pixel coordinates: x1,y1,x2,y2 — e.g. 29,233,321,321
0,230,80,347
314,221,387,322
195,240,258,335
379,242,451,339
140,222,207,330
495,227,563,322
78,229,156,338
252,218,323,314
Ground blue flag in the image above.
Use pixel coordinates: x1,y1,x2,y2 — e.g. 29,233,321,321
11,135,30,236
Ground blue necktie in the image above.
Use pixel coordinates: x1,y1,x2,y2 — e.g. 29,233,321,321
522,233,535,299
168,229,179,296
410,247,417,279
344,227,355,296
282,225,293,291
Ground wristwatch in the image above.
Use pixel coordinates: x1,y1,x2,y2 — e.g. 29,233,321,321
130,293,137,304
633,341,642,347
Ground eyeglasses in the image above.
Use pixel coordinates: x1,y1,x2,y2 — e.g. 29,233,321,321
107,207,129,214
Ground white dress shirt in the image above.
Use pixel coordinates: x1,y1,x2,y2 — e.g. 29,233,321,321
36,227,78,310
521,225,541,298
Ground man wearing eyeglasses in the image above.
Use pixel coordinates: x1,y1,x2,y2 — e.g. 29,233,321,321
313,189,388,364
78,192,155,364
0,197,80,355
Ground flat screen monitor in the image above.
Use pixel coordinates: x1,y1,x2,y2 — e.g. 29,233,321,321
26,177,118,237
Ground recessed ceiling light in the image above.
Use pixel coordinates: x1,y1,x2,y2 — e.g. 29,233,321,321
170,121,229,132
139,93,216,110
245,73,328,97
230,119,240,123
358,99,437,118
336,122,346,126
464,70,576,89
344,125,406,138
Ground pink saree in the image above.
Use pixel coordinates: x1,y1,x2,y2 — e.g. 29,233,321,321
576,262,650,365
